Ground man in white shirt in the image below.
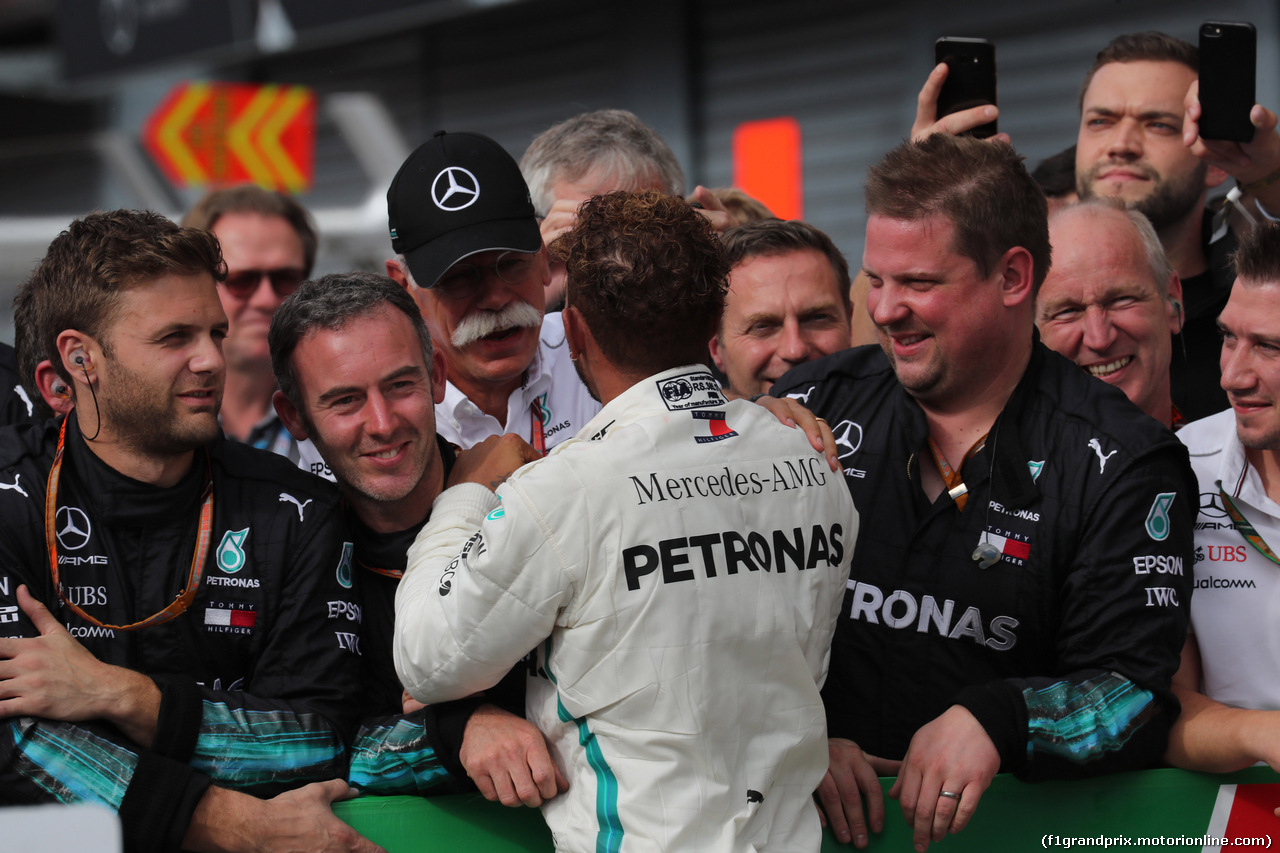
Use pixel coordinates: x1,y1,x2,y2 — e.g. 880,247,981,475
1166,221,1280,774
385,131,600,453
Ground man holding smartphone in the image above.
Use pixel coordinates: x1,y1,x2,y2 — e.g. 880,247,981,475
915,31,1280,422
1072,31,1280,421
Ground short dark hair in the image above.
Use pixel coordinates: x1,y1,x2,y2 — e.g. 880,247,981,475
1233,221,1280,285
12,284,53,419
270,271,434,407
183,184,319,276
865,134,1052,291
1031,145,1077,199
20,209,225,387
721,219,852,314
1078,32,1198,111
554,190,728,376
520,110,685,217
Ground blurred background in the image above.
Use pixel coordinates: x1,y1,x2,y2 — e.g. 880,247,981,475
0,0,1275,339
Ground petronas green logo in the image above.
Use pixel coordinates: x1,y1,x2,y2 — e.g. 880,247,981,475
336,542,354,589
217,528,250,573
1145,493,1177,541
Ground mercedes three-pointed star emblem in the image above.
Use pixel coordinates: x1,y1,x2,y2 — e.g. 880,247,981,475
56,506,93,551
431,166,480,211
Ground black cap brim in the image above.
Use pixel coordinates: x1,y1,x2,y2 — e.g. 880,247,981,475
402,216,543,289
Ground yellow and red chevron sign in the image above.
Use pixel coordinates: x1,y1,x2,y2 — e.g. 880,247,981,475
142,82,315,193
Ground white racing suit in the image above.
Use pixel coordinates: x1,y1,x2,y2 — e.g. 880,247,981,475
395,365,856,853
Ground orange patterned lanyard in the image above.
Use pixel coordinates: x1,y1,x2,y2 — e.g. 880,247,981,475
45,417,214,631
530,396,547,456
927,434,988,511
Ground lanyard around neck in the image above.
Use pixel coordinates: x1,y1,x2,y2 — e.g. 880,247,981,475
530,397,547,456
927,434,988,511
45,417,215,631
1216,480,1280,566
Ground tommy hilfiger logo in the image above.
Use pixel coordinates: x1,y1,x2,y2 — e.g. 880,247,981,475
204,602,257,634
693,411,738,444
975,528,1031,566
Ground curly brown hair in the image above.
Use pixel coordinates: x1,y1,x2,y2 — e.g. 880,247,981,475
554,190,728,377
19,209,225,386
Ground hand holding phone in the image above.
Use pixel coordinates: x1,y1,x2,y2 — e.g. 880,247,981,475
935,37,998,140
1198,21,1256,143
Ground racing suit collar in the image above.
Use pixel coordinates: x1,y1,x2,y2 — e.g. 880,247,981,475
61,412,208,527
577,364,726,443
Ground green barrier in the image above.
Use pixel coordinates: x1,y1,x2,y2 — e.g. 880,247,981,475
335,766,1280,852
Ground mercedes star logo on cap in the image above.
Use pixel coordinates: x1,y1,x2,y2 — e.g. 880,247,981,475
432,167,480,211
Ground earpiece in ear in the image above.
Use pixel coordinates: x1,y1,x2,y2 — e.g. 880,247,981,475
73,350,87,367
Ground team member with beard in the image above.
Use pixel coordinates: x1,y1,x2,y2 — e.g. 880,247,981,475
385,131,602,453
0,211,375,853
913,31,1280,420
1073,32,1280,420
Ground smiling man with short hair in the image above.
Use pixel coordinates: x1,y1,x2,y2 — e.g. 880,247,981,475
1167,222,1280,776
773,134,1195,852
711,220,853,398
1037,201,1183,427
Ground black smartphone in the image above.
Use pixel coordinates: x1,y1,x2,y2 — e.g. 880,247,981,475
935,37,997,139
1198,21,1256,143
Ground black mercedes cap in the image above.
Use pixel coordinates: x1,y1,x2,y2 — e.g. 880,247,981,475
387,130,541,288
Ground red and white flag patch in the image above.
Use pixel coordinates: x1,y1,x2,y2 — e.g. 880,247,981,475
204,607,257,628
693,410,738,444
976,531,1030,562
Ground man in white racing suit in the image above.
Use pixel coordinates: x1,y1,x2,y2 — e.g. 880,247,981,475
395,190,856,852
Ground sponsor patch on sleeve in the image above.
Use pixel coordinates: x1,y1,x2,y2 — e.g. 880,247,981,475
1145,492,1177,541
656,371,727,411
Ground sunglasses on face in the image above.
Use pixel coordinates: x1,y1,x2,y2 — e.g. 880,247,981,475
221,267,306,299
